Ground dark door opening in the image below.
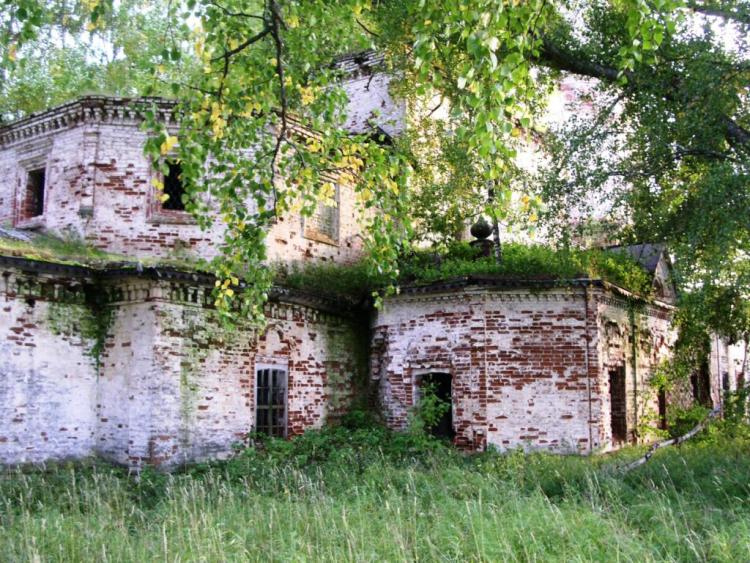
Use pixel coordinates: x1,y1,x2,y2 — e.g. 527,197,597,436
609,366,627,445
420,372,454,440
658,388,668,430
691,359,712,407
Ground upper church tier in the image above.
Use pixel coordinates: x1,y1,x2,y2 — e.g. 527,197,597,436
0,95,366,265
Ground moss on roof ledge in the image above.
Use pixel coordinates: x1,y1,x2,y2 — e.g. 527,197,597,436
0,232,662,306
0,230,206,272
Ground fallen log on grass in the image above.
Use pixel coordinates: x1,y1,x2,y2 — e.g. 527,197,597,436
619,406,722,474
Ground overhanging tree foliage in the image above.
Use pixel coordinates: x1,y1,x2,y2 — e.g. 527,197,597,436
1,0,747,337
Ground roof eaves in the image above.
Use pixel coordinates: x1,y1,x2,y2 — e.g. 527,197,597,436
0,254,359,315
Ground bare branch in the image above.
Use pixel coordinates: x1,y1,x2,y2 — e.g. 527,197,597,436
619,406,721,474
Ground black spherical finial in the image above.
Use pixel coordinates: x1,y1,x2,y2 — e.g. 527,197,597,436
470,217,492,240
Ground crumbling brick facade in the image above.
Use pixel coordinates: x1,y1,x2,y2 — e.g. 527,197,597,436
372,281,679,453
0,97,364,265
0,259,365,468
1,93,735,469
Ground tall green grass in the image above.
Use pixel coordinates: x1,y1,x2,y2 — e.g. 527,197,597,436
1,429,749,561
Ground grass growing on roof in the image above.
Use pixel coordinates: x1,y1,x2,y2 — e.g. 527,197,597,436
400,242,654,294
278,242,655,299
0,232,123,266
1,233,654,298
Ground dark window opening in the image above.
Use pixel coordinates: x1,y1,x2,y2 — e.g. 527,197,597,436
23,168,46,219
162,161,185,211
658,388,668,430
255,367,287,437
420,372,454,440
609,366,627,444
691,359,712,406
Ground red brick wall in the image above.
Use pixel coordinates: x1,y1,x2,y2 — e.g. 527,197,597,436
374,285,677,453
374,288,598,453
0,266,365,468
1,99,366,266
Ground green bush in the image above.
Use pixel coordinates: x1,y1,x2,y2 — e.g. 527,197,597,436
667,404,711,438
276,242,655,300
408,381,451,435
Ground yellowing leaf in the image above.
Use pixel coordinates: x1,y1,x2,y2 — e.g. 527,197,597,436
160,135,178,155
298,86,315,105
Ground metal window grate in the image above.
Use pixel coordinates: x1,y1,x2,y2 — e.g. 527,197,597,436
255,367,287,437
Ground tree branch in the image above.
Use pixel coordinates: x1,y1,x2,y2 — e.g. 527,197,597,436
269,0,288,216
207,1,266,21
356,17,380,37
212,26,271,63
685,1,750,25
538,38,750,151
619,406,721,474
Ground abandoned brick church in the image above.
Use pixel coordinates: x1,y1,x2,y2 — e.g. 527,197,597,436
0,73,744,468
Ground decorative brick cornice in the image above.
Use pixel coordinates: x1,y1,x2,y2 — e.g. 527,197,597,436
384,287,585,307
0,96,177,147
595,289,674,319
0,255,357,318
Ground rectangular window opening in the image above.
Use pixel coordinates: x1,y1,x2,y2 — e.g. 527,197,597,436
162,161,186,211
24,168,46,219
255,367,287,438
303,184,339,244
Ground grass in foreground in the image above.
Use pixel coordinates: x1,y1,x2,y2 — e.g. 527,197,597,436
1,424,749,562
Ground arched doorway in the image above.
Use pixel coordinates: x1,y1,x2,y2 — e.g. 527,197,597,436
419,372,454,440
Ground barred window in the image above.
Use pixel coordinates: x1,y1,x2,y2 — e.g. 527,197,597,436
255,366,287,437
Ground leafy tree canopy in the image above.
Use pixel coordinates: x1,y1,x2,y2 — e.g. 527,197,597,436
1,0,748,341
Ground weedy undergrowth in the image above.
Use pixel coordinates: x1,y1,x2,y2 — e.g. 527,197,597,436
1,418,749,562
